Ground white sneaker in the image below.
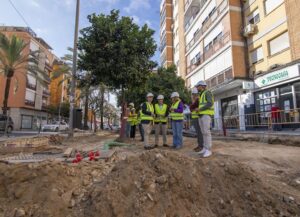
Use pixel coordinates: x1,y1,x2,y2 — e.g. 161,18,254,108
202,150,212,158
197,148,206,155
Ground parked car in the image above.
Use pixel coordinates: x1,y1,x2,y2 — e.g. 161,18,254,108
0,115,14,133
42,121,69,132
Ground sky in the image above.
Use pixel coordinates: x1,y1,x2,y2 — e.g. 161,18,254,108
0,0,161,62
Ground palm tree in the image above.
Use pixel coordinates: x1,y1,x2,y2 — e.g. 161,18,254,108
0,33,48,115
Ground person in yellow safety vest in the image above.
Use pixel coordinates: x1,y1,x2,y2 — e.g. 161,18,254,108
140,93,155,150
195,80,214,158
128,106,138,142
170,92,184,149
125,103,134,138
154,95,169,148
189,88,203,152
137,106,145,142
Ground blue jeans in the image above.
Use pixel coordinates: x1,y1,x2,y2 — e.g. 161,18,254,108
172,121,183,148
126,122,131,138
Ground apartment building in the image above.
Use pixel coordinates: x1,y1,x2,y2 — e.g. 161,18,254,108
183,0,248,129
0,26,54,130
243,0,300,129
160,0,174,67
173,0,187,78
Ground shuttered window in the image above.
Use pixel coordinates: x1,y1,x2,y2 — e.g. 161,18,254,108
265,0,284,15
251,47,263,64
269,32,290,56
25,89,35,101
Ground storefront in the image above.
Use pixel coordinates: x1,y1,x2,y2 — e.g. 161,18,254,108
253,62,300,129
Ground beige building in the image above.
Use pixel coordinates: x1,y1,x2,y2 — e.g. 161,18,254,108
243,0,300,129
160,0,174,67
0,26,54,130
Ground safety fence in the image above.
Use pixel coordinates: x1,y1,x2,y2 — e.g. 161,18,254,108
166,108,300,132
215,108,300,131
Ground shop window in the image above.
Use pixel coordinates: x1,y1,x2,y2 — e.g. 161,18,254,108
255,89,278,114
21,115,33,129
269,32,290,56
280,86,292,95
294,82,300,108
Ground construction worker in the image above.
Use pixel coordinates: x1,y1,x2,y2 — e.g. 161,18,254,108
125,103,134,138
128,106,138,142
170,92,184,149
140,93,155,150
190,88,203,152
137,105,145,141
154,95,169,147
195,81,214,158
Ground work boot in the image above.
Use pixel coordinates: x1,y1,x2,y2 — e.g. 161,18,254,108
194,146,201,152
163,144,169,147
201,150,212,158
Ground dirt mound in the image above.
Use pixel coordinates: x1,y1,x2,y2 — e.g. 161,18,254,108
0,160,113,217
81,150,300,217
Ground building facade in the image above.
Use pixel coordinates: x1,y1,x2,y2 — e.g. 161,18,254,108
183,0,248,129
160,0,174,67
242,0,300,130
0,26,54,130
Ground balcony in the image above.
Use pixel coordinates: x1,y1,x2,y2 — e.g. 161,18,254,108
43,89,50,96
185,0,228,52
206,67,233,89
26,82,36,90
25,99,35,106
186,32,230,75
159,39,167,52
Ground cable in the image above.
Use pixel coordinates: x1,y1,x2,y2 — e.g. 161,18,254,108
7,0,31,27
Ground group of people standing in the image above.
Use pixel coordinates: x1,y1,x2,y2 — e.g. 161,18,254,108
125,80,214,158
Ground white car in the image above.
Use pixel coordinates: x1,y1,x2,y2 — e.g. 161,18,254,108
42,121,69,132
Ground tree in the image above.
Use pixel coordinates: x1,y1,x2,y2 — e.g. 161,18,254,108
120,65,191,109
0,33,48,115
78,10,157,138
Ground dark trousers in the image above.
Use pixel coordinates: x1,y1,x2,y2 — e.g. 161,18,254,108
130,125,136,138
138,124,144,141
191,118,203,148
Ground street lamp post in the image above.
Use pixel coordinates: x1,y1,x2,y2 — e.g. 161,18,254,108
69,0,80,137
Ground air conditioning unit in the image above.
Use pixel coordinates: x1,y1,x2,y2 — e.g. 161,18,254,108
270,64,280,70
243,24,256,37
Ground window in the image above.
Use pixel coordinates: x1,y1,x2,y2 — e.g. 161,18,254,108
251,46,263,64
27,73,36,85
269,32,290,56
248,8,260,24
264,0,284,15
21,115,33,129
25,89,35,101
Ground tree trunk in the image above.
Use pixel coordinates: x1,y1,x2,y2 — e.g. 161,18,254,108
2,76,12,115
119,86,127,139
83,87,89,130
93,111,97,133
100,84,105,130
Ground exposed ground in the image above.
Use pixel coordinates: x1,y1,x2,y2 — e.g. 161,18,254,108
0,132,300,217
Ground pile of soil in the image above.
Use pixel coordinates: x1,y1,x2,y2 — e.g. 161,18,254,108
0,150,299,217
80,150,300,217
0,160,114,217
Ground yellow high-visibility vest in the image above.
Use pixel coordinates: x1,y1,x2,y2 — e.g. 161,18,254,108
170,100,184,121
154,104,168,123
198,90,214,116
140,102,154,121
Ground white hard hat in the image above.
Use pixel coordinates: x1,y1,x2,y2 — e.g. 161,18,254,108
146,93,154,97
191,88,198,94
195,80,207,87
157,95,164,100
171,92,180,98
129,102,134,107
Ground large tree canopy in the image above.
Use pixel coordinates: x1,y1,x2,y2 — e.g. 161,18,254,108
78,10,157,90
121,65,191,108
